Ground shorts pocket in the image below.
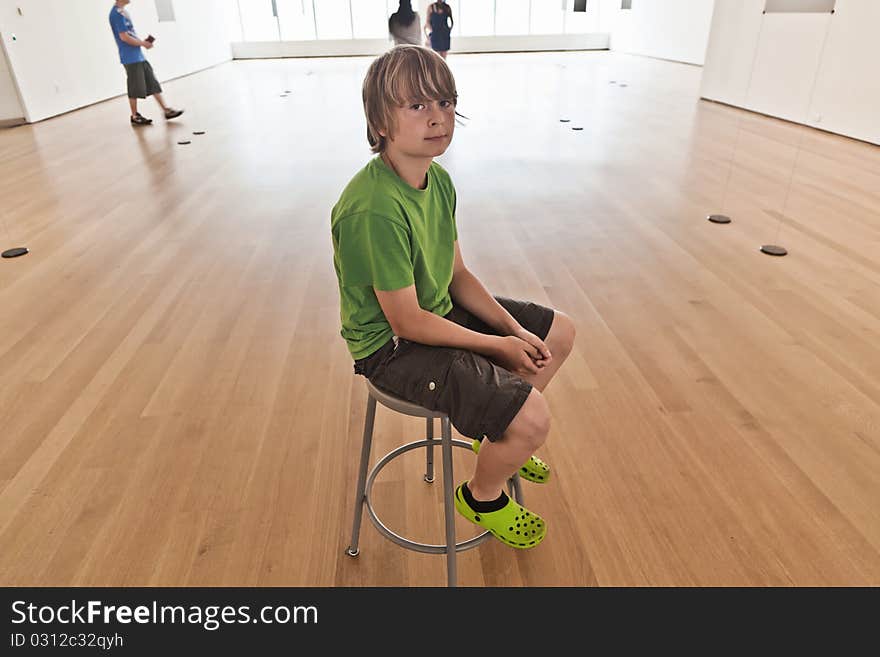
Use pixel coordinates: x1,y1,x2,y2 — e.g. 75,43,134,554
381,343,458,411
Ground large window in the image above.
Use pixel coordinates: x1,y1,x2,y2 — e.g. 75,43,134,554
351,0,397,39
530,1,565,35
314,0,352,39
457,0,493,37
276,0,316,41
238,0,280,41
566,1,599,33
234,0,600,42
495,0,530,36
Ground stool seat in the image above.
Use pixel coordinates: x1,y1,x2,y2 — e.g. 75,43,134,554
365,379,446,419
346,378,522,587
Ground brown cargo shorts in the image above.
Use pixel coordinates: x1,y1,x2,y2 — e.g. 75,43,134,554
354,296,555,442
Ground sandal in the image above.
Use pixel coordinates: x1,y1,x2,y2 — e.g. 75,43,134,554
130,113,152,126
454,482,547,549
164,108,184,120
472,439,551,483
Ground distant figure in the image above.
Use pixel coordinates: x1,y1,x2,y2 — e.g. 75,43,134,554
425,1,453,60
109,0,183,126
388,0,421,46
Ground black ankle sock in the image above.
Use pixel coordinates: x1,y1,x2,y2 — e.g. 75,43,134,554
462,483,508,513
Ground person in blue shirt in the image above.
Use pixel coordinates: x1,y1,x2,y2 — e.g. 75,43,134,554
109,0,183,125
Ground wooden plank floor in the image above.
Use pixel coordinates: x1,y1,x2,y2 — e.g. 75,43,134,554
1,51,878,586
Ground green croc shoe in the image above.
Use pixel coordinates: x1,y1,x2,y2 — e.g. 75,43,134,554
454,482,547,549
472,439,551,483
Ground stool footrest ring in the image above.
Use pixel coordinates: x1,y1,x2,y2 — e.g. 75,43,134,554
364,438,520,555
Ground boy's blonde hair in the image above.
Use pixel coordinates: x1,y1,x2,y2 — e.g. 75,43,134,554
362,45,458,154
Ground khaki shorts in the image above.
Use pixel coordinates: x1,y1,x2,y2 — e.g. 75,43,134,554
354,297,555,442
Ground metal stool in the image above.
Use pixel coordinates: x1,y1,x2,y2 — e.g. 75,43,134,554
346,379,523,587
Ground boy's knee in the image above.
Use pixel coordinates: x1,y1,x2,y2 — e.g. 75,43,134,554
510,389,551,449
553,311,576,357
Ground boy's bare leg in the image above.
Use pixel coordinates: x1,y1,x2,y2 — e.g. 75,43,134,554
129,98,138,116
467,311,577,501
468,388,550,501
153,93,169,111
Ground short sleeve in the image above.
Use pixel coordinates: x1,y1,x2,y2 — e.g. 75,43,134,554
335,214,415,291
110,10,128,36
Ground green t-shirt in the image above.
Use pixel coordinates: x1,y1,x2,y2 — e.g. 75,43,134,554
331,156,458,360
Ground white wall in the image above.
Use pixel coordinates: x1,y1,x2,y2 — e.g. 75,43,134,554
805,0,880,145
609,0,716,65
701,0,880,145
0,35,25,122
0,0,239,123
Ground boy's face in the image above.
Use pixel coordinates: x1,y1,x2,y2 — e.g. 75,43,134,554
383,98,455,159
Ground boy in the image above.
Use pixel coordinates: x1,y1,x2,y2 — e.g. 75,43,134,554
331,46,576,549
109,0,183,126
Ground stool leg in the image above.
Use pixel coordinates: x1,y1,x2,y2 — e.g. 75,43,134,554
347,393,377,557
440,416,457,587
511,473,524,505
424,417,435,483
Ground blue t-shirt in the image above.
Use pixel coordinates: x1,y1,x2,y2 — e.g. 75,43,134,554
109,5,145,65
